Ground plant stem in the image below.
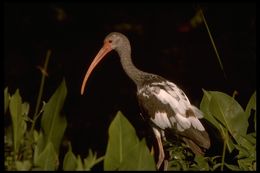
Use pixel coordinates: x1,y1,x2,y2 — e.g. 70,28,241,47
221,130,228,171
199,9,227,80
30,49,51,134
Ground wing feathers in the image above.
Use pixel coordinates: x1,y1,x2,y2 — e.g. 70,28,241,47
137,80,210,150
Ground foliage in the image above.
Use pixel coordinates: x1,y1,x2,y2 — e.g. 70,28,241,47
104,111,156,170
4,43,255,171
62,111,156,171
63,145,104,171
4,50,104,171
4,78,104,171
200,90,256,171
4,83,256,171
4,79,67,170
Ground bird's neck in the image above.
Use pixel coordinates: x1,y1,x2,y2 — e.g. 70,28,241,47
117,48,147,87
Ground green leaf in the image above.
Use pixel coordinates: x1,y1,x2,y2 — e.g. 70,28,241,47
136,139,156,170
193,155,209,171
63,142,77,171
208,91,248,146
119,139,156,170
245,91,256,131
104,111,139,170
201,90,235,152
34,131,46,167
200,89,222,131
21,102,30,118
236,134,255,153
219,124,235,152
5,125,13,146
238,157,256,171
83,149,105,170
208,156,222,170
245,91,256,119
224,163,241,171
15,160,32,171
75,155,84,170
245,132,256,145
4,87,10,114
40,79,67,154
9,89,27,154
104,111,156,170
34,142,58,170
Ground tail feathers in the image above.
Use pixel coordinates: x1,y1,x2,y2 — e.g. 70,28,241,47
179,127,210,150
182,137,206,155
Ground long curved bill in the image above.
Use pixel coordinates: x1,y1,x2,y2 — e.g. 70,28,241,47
81,41,112,95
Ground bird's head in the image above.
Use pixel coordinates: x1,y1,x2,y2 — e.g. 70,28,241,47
104,32,130,51
80,32,129,95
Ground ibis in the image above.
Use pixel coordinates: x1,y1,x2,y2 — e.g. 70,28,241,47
81,32,210,169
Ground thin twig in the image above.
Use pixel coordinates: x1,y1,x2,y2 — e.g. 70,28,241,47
221,129,228,171
199,9,227,80
30,49,51,134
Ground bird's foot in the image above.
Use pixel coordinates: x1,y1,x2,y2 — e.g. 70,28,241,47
163,160,168,171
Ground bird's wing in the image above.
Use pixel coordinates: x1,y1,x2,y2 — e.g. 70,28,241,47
138,81,204,130
137,80,210,149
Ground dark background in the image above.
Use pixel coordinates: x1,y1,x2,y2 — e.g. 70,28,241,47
4,2,256,168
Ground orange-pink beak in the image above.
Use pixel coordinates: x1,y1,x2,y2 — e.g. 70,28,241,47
81,41,112,95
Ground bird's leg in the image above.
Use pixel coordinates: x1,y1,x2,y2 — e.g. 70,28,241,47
152,128,165,170
163,160,168,171
161,130,168,171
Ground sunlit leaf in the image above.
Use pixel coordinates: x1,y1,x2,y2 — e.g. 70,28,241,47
235,144,250,159
224,163,241,171
15,160,32,171
9,89,27,154
193,155,209,171
4,125,13,146
200,89,222,130
34,131,45,166
245,91,256,131
63,142,77,171
40,79,67,154
104,111,139,170
219,124,235,152
236,139,256,162
136,139,156,170
75,155,84,171
201,90,235,152
245,132,256,145
119,139,156,170
238,156,256,171
33,130,40,142
208,91,248,146
83,149,95,170
245,91,256,119
34,142,58,170
212,163,222,171
236,134,255,152
21,102,30,118
83,149,104,170
104,111,156,170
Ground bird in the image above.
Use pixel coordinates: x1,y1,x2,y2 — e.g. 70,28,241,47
80,32,210,170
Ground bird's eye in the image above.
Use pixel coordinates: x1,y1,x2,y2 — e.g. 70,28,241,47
108,40,112,43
